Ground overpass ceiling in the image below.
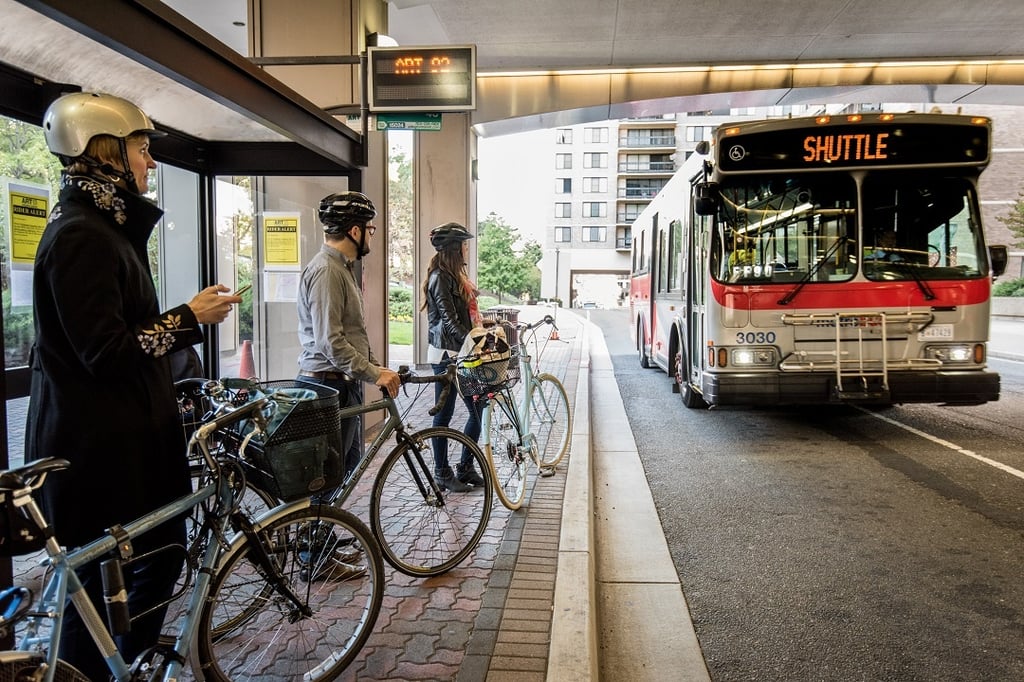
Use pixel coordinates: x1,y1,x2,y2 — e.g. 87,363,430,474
388,0,1024,135
389,0,1024,70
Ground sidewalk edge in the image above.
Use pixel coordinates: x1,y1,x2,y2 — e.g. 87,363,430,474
548,318,599,680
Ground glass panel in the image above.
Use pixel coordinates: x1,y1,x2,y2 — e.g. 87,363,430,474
711,175,858,284
215,176,350,381
0,115,63,370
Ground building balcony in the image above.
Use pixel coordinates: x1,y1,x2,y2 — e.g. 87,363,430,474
618,135,676,150
617,161,676,174
616,236,633,250
617,188,660,200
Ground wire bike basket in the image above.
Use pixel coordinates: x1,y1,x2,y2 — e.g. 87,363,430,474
223,380,344,502
455,350,520,398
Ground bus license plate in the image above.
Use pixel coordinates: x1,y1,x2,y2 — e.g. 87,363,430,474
918,324,953,340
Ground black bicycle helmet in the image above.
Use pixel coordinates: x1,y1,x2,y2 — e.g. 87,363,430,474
429,222,474,251
318,191,377,235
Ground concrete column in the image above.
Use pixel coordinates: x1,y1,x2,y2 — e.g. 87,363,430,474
248,0,391,430
413,113,477,365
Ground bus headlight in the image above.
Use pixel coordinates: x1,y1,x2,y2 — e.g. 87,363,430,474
924,344,983,364
730,347,777,367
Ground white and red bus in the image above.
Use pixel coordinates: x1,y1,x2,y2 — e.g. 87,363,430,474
629,113,1008,408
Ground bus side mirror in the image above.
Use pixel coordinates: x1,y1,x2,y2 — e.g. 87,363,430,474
989,244,1008,278
694,182,718,216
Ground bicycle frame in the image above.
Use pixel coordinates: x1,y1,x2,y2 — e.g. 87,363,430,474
327,395,442,510
486,322,546,459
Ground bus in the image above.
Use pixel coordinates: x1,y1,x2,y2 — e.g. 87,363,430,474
629,113,1009,408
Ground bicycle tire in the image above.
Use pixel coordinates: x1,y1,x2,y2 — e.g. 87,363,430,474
370,427,493,577
484,394,528,510
195,504,383,681
0,653,89,682
530,373,572,468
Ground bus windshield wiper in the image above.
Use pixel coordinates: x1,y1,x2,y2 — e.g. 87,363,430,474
891,261,936,300
777,236,848,306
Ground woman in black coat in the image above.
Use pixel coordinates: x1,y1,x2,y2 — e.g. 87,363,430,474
26,92,240,679
421,222,487,492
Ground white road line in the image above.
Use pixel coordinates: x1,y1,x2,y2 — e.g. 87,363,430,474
859,407,1024,481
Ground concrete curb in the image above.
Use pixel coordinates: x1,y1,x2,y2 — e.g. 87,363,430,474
547,317,598,680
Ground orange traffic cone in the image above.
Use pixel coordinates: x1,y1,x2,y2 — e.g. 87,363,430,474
239,340,256,379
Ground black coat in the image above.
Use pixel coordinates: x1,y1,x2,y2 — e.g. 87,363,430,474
425,268,473,352
25,174,202,547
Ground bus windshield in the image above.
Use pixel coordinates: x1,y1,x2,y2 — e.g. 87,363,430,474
711,175,857,284
860,173,986,281
710,172,987,284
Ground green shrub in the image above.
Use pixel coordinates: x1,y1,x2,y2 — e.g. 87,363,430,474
992,277,1024,297
389,286,414,322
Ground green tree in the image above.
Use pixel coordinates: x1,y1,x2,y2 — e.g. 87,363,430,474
388,143,414,287
520,239,542,301
477,212,535,302
996,189,1024,249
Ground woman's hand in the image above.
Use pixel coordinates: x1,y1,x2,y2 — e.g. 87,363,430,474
188,284,243,324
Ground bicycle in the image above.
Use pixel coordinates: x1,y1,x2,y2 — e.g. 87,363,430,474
0,393,385,681
464,313,573,510
203,364,494,578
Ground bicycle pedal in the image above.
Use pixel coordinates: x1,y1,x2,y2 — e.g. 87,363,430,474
539,466,557,478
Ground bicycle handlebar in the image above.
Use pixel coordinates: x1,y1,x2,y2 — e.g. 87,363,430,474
515,314,557,332
396,363,458,416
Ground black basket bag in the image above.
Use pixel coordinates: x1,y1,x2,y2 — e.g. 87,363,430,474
231,380,344,502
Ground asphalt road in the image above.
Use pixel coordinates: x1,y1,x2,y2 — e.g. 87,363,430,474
588,307,1024,682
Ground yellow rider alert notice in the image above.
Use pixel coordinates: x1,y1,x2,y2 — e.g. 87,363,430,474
263,213,300,267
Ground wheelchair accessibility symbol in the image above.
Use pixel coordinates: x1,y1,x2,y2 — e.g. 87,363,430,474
729,145,746,162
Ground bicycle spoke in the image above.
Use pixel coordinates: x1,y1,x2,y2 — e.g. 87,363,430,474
485,395,528,510
531,374,572,468
197,505,383,681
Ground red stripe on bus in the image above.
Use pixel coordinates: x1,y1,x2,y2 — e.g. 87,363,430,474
710,278,990,310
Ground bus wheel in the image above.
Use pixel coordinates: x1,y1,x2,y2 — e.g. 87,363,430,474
638,327,651,369
675,350,705,409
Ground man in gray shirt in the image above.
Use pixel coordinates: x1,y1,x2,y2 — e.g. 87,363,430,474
296,190,400,491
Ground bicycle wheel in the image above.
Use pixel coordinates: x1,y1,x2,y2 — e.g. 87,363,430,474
0,653,89,682
196,504,383,681
530,373,572,468
371,427,492,577
191,463,279,523
484,394,528,510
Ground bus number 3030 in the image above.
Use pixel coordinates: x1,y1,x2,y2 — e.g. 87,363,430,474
736,331,777,344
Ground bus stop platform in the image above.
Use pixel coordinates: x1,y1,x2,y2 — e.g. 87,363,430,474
347,305,708,682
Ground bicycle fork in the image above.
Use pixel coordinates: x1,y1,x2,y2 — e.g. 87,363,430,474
396,432,446,508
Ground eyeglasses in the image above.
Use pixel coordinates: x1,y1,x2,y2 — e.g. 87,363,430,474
363,225,377,236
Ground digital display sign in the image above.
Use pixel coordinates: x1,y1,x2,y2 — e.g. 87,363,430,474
367,45,476,112
716,117,990,172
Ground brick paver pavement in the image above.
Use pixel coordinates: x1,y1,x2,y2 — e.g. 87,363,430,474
4,305,582,681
